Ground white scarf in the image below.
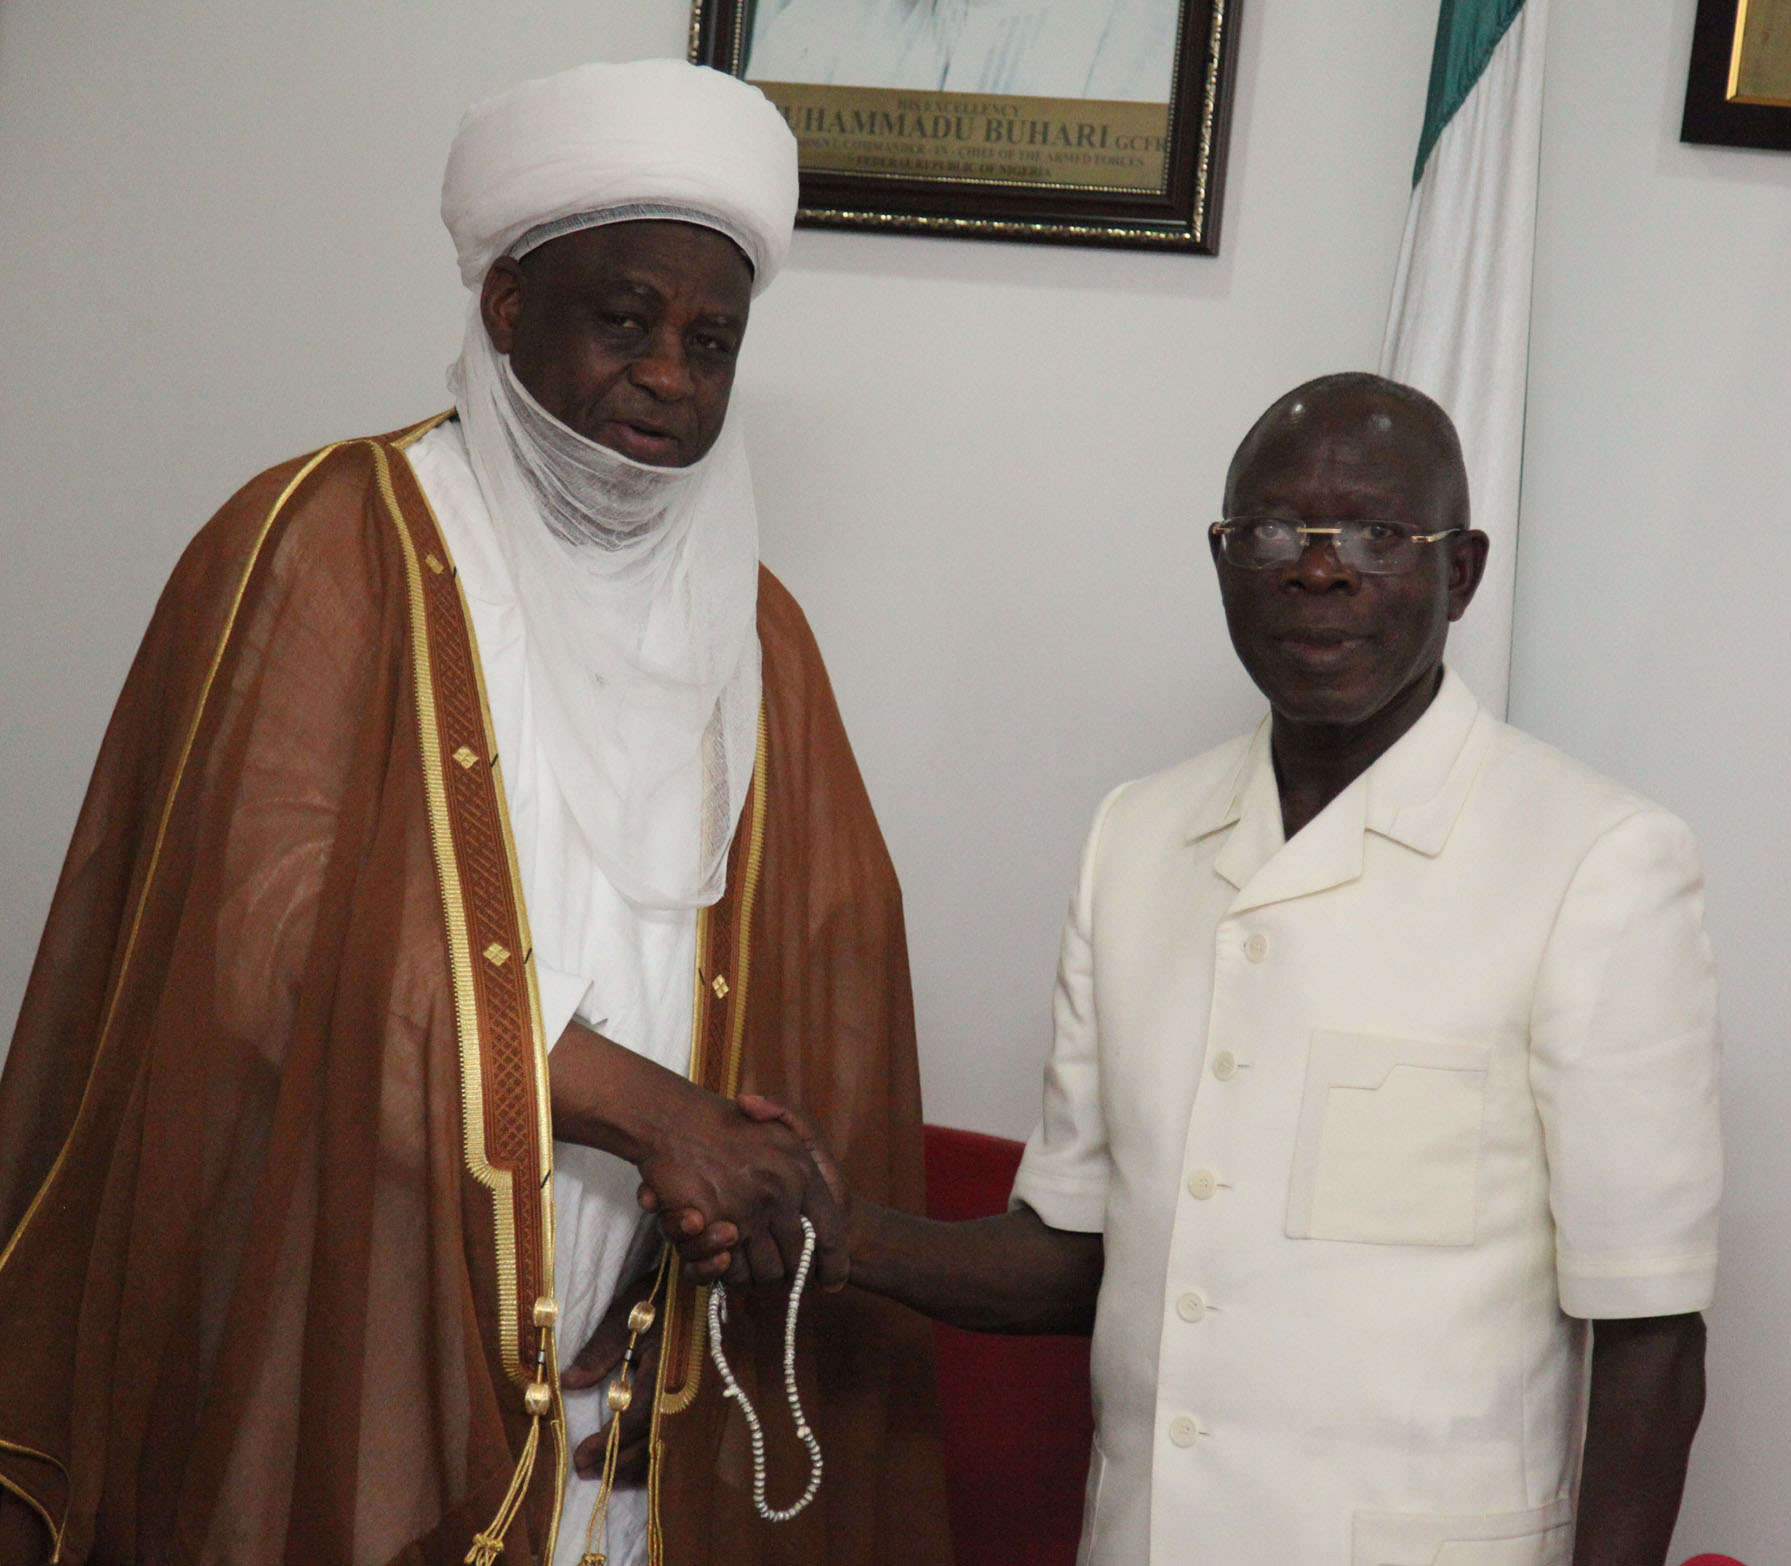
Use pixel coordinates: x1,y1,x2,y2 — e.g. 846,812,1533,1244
450,304,761,910
438,60,797,907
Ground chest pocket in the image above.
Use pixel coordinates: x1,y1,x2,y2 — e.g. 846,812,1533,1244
1285,1030,1490,1247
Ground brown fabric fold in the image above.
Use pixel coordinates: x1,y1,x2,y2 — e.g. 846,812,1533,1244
0,427,949,1566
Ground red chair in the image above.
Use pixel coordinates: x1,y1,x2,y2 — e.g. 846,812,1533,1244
924,1124,1094,1566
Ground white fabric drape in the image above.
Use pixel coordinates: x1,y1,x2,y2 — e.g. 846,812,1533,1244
450,312,761,909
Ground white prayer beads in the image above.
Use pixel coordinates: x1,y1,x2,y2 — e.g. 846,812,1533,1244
706,1215,824,1523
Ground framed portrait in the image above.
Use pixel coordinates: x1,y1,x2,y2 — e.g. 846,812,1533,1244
1682,0,1791,150
690,0,1244,252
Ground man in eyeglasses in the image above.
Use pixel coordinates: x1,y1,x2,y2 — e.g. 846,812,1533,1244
699,372,1721,1565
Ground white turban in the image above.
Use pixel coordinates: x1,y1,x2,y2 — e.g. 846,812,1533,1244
442,58,798,294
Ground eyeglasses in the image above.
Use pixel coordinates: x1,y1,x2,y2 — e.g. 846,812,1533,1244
1209,517,1463,575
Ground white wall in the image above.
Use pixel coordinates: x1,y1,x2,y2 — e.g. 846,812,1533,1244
1514,2,1791,1559
0,0,1437,1141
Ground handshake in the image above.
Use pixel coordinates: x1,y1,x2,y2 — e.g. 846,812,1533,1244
549,1022,855,1479
550,1018,1098,1481
635,1088,851,1292
550,1017,853,1293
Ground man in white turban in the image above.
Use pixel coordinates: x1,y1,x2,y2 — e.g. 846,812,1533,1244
0,59,951,1566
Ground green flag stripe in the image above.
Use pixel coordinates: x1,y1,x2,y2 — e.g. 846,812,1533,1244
1413,0,1527,184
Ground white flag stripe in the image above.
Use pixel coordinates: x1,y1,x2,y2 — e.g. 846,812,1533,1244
1381,0,1548,718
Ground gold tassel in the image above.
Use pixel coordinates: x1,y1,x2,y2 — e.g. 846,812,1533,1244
644,1267,679,1566
646,1434,667,1566
573,1387,626,1566
576,1255,673,1566
465,1395,547,1565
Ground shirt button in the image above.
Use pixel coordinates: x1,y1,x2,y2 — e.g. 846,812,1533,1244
1187,1168,1218,1200
1244,932,1269,962
1177,1290,1207,1323
1169,1415,1198,1447
1211,1050,1237,1081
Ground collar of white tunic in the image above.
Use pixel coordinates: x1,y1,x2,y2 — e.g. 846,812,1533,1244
1194,671,1494,912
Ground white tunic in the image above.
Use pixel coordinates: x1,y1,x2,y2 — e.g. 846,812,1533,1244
1012,670,1722,1565
407,421,693,1566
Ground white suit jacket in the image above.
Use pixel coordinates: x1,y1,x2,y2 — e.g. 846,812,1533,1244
1012,671,1721,1566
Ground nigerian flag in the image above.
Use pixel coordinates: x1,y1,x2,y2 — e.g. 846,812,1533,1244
1381,0,1549,716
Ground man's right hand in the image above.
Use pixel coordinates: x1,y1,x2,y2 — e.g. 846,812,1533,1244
548,1021,844,1287
634,1087,845,1288
646,1092,852,1287
655,1088,1106,1336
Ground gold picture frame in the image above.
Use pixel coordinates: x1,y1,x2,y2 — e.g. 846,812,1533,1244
1683,0,1791,147
691,0,1245,252
1728,0,1791,106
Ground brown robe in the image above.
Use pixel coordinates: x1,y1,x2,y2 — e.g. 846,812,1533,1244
0,422,951,1566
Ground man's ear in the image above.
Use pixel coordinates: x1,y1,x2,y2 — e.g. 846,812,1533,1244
1445,529,1491,622
479,258,526,355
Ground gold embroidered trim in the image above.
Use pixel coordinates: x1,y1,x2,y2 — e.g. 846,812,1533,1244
644,1257,694,1551
450,531,566,1563
390,408,456,451
722,705,770,1101
370,443,529,1395
654,889,715,1420
656,1272,712,1420
686,901,716,1095
392,437,565,1556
